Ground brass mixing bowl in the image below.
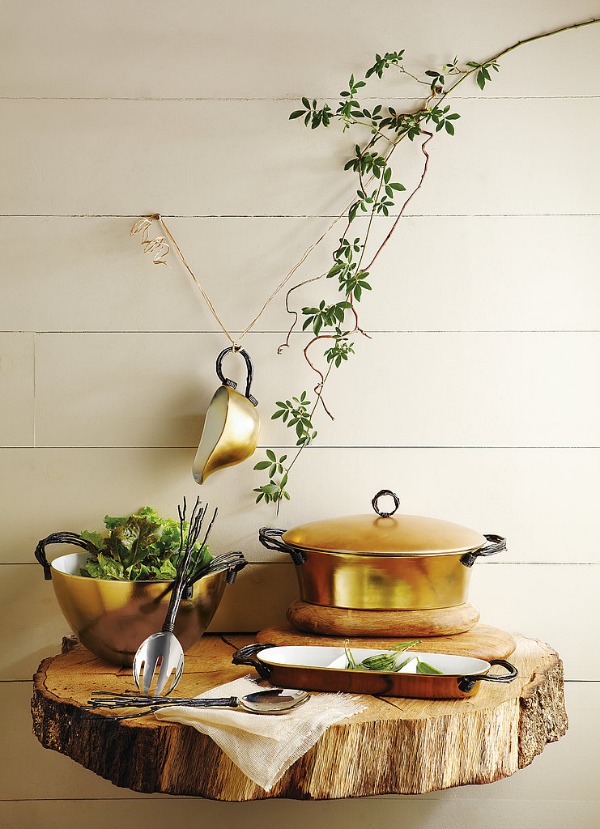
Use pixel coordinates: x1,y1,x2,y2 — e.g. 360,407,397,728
48,552,230,666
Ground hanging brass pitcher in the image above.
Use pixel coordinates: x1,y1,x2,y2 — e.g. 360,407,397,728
193,347,260,484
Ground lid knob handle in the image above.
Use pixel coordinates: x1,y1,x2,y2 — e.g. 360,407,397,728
372,489,400,518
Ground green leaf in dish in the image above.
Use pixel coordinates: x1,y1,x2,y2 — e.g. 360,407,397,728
416,659,444,675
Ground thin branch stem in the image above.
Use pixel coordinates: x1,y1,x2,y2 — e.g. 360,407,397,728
303,335,337,420
439,17,599,103
258,15,600,507
365,130,433,272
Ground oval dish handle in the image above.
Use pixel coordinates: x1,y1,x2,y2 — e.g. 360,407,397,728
231,643,276,680
458,659,518,693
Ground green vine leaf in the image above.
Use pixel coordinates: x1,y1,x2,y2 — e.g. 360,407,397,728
324,332,356,367
302,300,352,335
365,50,405,79
466,60,500,89
256,20,597,509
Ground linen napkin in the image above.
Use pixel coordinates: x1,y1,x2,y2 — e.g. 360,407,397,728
154,676,367,791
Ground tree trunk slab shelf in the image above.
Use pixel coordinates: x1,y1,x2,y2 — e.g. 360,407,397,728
31,631,567,801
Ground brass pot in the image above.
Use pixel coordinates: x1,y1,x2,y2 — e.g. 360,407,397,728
259,489,505,611
35,536,245,666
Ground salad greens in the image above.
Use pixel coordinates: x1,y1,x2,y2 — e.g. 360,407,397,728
80,506,212,581
344,640,444,675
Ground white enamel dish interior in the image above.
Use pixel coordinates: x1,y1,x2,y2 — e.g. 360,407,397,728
258,645,490,676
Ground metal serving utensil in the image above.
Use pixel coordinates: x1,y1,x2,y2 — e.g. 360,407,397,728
86,688,310,719
132,498,219,696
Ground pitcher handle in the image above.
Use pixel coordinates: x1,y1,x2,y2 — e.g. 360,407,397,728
215,347,258,406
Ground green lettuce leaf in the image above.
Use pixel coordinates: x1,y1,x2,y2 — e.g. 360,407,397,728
79,506,212,581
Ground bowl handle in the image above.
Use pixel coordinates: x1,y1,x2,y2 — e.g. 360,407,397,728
185,550,248,588
259,527,307,565
457,659,519,692
34,532,95,580
460,534,506,567
231,642,276,680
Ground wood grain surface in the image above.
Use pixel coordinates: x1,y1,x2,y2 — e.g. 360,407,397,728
259,621,516,661
286,599,480,636
31,633,566,800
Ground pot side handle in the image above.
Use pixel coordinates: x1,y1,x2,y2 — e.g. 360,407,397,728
457,659,519,693
258,527,307,565
231,642,276,680
34,532,95,581
460,534,506,568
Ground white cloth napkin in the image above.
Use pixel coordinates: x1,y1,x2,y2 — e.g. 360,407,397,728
154,676,367,791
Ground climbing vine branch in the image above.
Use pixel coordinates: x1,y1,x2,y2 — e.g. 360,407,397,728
253,16,599,509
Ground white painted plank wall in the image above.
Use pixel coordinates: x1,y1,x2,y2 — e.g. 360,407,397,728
0,98,597,216
2,215,599,333
0,1,598,826
1,0,598,99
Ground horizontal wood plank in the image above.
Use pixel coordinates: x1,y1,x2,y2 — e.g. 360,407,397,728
0,98,597,216
33,331,600,448
2,561,597,680
1,447,599,565
0,334,34,446
0,215,598,334
1,0,599,99
468,564,599,680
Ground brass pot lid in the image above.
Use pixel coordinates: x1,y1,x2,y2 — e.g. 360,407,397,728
281,489,486,556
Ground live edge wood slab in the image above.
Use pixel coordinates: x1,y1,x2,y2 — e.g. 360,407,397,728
32,633,567,801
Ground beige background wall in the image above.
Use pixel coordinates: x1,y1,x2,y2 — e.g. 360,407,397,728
1,1,598,826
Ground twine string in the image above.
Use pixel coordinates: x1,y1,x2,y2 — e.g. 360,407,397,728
131,211,345,346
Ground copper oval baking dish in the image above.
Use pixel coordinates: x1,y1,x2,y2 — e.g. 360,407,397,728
259,489,505,611
232,643,518,700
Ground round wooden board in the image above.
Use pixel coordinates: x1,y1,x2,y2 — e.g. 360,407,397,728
31,633,566,801
259,621,516,662
287,599,480,637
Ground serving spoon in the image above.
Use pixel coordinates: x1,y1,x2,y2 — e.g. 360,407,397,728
86,688,310,719
132,497,220,696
